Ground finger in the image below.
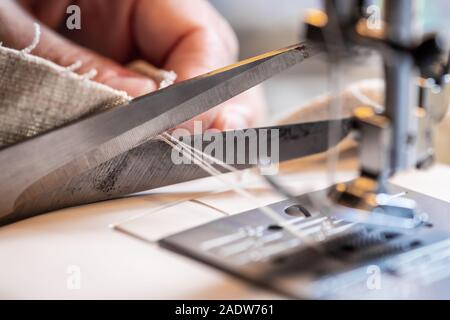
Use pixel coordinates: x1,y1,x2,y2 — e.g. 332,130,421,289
211,86,267,130
0,1,156,97
134,0,240,129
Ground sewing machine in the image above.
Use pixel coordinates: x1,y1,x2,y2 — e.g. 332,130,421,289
1,0,450,299
159,0,450,299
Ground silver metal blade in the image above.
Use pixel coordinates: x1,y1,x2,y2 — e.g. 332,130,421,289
0,43,318,223
0,118,352,226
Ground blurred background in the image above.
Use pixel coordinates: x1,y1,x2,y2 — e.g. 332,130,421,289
209,0,450,120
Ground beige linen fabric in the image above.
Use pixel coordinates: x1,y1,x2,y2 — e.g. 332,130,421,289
0,45,130,148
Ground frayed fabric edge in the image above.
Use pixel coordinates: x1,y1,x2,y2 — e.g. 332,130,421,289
1,23,131,102
2,23,180,101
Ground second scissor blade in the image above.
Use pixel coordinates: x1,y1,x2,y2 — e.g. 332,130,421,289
0,43,317,188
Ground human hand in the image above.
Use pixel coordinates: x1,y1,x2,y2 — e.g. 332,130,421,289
0,0,265,130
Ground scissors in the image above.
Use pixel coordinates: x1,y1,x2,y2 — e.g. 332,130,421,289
0,43,353,226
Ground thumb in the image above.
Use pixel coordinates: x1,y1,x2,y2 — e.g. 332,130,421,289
0,2,156,97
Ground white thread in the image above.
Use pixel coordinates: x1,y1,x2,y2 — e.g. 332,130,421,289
160,132,235,171
158,132,323,250
326,62,344,188
66,60,83,72
167,131,247,182
22,23,41,54
82,69,98,80
189,199,230,216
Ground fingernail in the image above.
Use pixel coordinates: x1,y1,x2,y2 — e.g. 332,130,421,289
104,77,156,97
225,103,252,119
222,113,249,130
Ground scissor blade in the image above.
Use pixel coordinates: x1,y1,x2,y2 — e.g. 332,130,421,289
1,118,352,226
0,43,317,221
